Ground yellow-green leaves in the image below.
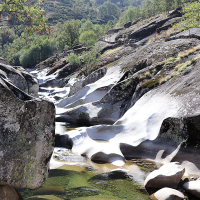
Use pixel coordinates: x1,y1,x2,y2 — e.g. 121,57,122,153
174,1,200,31
0,0,50,36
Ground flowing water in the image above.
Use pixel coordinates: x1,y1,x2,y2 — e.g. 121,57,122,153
17,122,158,200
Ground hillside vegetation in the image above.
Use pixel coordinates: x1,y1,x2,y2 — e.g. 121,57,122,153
0,0,196,68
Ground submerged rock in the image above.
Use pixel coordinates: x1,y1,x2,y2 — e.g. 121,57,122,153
33,186,65,196
144,162,185,189
0,184,23,200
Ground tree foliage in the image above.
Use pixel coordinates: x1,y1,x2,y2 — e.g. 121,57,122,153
174,1,200,31
98,1,121,21
0,0,50,35
79,30,97,46
56,19,81,50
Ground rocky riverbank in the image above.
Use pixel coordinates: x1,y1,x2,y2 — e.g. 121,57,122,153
35,9,200,199
1,7,200,199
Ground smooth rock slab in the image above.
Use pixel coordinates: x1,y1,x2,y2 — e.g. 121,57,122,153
144,162,185,189
182,180,200,198
150,187,184,200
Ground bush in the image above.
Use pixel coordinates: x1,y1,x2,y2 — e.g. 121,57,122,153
67,52,81,65
79,30,97,47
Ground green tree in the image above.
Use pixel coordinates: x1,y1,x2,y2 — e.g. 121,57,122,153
0,0,49,35
79,20,94,34
67,52,81,65
161,0,174,13
98,1,121,21
174,1,200,31
19,36,57,67
57,19,81,50
79,30,97,46
81,45,101,76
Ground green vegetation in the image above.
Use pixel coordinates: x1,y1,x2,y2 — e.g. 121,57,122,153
0,0,50,35
67,52,81,65
0,0,198,68
66,45,101,76
174,0,200,31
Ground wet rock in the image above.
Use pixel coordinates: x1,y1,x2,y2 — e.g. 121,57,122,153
0,184,23,200
0,77,55,188
182,180,200,198
150,187,184,200
144,162,185,189
86,166,95,171
55,134,73,149
25,195,63,200
33,186,65,196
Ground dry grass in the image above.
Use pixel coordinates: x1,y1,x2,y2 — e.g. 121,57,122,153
159,53,200,84
178,44,200,58
101,46,122,57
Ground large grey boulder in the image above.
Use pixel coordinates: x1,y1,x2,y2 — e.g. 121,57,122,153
0,76,55,189
150,187,184,200
144,162,185,189
182,180,200,198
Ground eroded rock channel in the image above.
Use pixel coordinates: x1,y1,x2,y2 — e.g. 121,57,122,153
2,10,200,199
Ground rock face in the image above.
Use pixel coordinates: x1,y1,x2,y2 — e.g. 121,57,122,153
150,187,184,200
128,7,182,40
0,69,55,188
182,180,200,198
144,162,185,189
107,27,123,35
0,63,39,97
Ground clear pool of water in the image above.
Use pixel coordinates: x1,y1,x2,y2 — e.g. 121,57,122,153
17,122,156,200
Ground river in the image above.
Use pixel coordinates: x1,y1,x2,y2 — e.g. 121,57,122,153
16,69,160,199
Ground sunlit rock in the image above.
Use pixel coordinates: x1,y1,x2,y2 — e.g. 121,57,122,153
182,180,200,198
150,187,184,200
144,162,185,189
